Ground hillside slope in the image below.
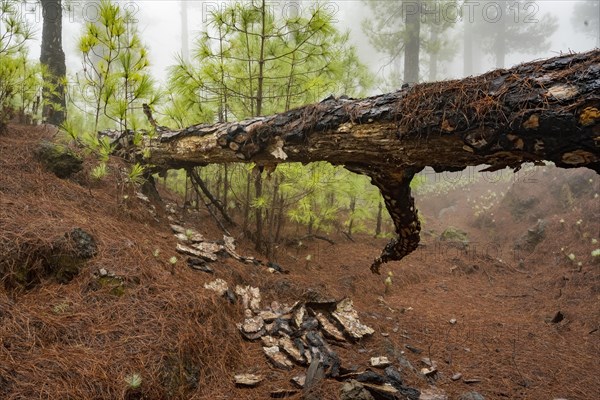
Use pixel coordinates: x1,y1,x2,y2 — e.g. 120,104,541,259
0,124,598,399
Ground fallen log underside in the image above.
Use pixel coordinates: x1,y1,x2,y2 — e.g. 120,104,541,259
114,50,600,273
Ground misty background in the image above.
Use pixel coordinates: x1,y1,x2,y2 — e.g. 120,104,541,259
19,0,599,96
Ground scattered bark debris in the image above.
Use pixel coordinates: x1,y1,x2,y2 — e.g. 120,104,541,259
203,281,423,398
234,373,263,387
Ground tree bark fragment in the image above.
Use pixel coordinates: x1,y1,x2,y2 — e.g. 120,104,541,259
127,50,600,273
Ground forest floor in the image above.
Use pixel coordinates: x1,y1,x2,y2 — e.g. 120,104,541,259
0,124,598,400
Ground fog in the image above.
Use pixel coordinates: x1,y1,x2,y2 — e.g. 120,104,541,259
22,0,600,92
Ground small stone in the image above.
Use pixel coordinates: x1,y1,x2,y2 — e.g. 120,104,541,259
463,378,482,384
449,318,457,325
452,373,463,381
370,356,392,368
98,268,108,277
234,373,263,387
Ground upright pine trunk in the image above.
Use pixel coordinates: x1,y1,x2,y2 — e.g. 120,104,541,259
404,0,421,84
40,0,66,125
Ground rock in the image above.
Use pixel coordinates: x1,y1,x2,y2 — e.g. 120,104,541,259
463,378,482,384
203,279,228,296
419,388,448,400
440,226,469,248
332,298,374,339
263,346,293,369
449,318,457,325
452,372,463,381
340,380,375,400
234,373,263,387
514,219,546,252
98,268,108,277
66,228,98,259
49,228,97,283
458,392,485,400
370,356,392,368
35,140,83,178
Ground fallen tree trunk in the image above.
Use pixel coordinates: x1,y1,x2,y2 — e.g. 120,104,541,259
129,50,600,273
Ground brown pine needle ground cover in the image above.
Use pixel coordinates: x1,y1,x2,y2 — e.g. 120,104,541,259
0,124,599,399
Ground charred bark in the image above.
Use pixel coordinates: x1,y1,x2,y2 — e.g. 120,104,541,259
124,50,600,273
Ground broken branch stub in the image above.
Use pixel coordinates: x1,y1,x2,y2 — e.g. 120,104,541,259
125,50,600,272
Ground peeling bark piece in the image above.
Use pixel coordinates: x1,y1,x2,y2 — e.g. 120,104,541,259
292,305,307,328
259,310,283,322
187,232,205,243
241,315,265,335
263,346,293,369
174,233,189,242
332,298,374,339
370,356,391,368
176,243,218,262
261,335,279,347
278,336,305,364
361,382,399,397
421,366,438,377
203,279,228,296
269,318,293,336
235,285,262,312
316,312,346,341
170,224,186,234
192,242,222,254
234,373,263,387
290,374,306,388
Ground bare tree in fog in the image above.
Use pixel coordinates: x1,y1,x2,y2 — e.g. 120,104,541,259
362,0,458,87
471,0,557,68
571,0,600,47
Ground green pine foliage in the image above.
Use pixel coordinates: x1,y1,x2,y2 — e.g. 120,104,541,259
75,0,158,132
161,0,390,249
0,0,46,129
